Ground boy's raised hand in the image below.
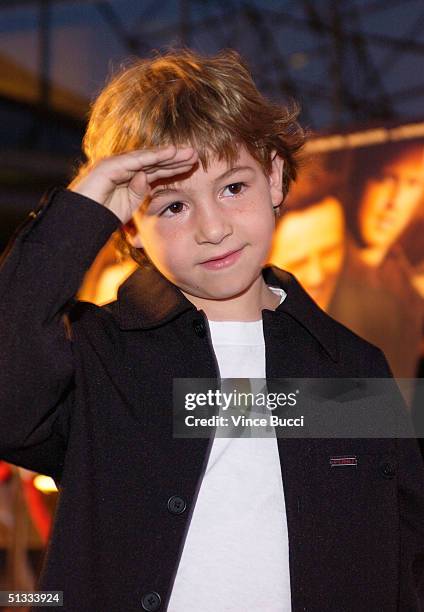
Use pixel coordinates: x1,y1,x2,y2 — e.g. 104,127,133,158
67,145,198,224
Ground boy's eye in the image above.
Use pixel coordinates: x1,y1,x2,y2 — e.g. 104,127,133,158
159,182,247,216
161,201,185,216
223,182,246,196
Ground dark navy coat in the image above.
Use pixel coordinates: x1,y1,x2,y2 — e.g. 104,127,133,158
1,187,424,611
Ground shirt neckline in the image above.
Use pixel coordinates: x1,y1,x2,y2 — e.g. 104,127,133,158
207,286,287,326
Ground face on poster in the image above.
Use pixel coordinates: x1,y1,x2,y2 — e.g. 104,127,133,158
269,136,424,310
357,146,424,252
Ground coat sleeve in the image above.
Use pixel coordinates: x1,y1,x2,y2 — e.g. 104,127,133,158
371,346,424,609
0,187,121,481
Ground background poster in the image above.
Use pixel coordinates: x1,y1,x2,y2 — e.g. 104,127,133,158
269,124,424,384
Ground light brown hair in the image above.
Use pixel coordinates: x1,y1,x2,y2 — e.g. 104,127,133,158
70,47,306,265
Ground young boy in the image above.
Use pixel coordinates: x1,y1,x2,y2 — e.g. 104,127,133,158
0,48,423,612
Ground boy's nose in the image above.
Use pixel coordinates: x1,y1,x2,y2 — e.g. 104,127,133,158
194,204,233,244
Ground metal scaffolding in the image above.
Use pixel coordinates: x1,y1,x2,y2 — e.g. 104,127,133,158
1,0,424,227
1,0,424,130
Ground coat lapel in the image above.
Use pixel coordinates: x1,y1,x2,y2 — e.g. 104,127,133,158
114,262,338,361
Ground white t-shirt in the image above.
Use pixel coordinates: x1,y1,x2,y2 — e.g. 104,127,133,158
167,286,292,612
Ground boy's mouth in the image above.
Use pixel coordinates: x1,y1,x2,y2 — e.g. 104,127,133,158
200,247,244,263
199,247,245,270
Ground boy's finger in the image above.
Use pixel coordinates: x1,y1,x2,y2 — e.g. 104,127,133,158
144,163,197,179
121,145,176,163
129,164,196,194
140,149,198,170
142,159,198,175
141,159,198,178
141,153,198,172
134,145,195,163
116,146,168,164
116,148,196,175
106,148,196,179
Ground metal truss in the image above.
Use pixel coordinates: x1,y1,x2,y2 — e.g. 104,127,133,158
2,0,424,133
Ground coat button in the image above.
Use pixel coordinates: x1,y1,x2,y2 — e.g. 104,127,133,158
379,461,396,479
192,318,206,338
141,591,161,611
167,495,187,514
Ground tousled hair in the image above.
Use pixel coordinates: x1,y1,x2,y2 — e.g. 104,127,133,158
70,47,306,266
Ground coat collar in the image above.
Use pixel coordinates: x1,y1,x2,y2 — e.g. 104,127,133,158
113,261,339,362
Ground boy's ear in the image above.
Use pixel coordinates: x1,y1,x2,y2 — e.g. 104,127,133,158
123,219,144,249
268,149,285,210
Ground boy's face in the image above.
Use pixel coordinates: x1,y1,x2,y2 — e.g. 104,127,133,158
129,144,284,305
